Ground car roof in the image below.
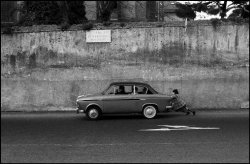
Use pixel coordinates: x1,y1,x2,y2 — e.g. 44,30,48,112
109,81,150,86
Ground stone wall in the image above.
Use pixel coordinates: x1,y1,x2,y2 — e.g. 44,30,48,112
1,20,249,111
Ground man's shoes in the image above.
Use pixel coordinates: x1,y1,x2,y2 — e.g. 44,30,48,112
186,111,195,116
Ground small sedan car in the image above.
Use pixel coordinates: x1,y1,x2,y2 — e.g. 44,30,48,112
76,82,173,120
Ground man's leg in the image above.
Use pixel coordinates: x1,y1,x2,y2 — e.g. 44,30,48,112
186,106,195,116
177,106,190,115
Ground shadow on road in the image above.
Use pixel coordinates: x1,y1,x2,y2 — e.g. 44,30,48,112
78,113,185,121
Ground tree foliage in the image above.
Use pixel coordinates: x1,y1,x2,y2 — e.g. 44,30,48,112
175,3,196,20
16,1,87,26
17,1,61,25
228,1,249,18
188,1,249,19
96,1,117,22
15,1,120,27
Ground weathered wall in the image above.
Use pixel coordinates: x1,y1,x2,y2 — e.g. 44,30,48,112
1,20,249,111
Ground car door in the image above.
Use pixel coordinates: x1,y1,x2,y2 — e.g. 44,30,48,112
134,85,172,112
133,85,151,111
102,85,139,113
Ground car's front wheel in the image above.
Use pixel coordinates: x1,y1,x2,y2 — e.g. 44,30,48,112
142,105,157,119
86,107,101,120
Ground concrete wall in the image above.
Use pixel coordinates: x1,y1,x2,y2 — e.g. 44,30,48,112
1,20,249,111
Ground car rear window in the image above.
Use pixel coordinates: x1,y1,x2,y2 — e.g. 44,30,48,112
135,85,153,94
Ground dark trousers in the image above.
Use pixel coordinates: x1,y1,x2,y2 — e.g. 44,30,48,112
176,105,189,113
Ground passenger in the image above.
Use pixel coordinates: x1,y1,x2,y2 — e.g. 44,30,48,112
170,89,195,115
118,86,126,94
134,87,138,94
142,87,147,94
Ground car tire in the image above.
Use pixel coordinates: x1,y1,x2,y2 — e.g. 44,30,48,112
142,105,157,119
86,107,101,120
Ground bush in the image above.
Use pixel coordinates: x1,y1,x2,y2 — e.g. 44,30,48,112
60,22,70,31
2,27,14,34
103,22,112,26
120,22,126,27
82,22,93,30
227,17,248,24
210,18,221,29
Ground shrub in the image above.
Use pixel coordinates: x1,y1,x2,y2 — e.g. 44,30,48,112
120,22,126,27
2,27,14,34
210,18,221,30
82,22,93,30
103,22,112,26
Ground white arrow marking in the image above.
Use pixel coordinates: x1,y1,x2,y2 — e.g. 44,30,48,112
158,125,189,128
139,125,220,131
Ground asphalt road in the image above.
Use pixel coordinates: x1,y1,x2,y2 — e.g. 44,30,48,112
1,110,249,163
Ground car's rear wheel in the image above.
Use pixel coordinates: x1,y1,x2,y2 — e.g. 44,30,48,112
86,107,101,120
142,105,157,119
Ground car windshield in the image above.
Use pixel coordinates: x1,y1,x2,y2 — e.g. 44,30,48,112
101,85,112,95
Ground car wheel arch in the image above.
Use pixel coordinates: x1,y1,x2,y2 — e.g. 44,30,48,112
86,103,102,113
142,103,159,112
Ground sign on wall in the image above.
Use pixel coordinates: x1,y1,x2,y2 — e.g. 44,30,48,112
86,30,111,43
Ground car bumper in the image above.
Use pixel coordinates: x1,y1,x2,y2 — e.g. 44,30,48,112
76,108,84,114
165,106,172,112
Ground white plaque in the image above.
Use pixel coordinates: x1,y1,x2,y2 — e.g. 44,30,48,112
86,30,111,43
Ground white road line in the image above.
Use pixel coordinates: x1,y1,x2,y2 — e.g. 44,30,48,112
1,141,245,147
139,125,220,131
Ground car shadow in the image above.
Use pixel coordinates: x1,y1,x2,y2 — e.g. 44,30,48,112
78,112,185,121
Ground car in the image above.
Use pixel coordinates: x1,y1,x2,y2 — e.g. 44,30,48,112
76,82,173,120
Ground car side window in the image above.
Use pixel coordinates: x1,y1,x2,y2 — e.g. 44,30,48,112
105,85,154,95
116,85,133,95
135,85,153,94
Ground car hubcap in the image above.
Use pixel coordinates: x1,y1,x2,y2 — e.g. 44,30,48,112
144,106,156,118
89,109,98,119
